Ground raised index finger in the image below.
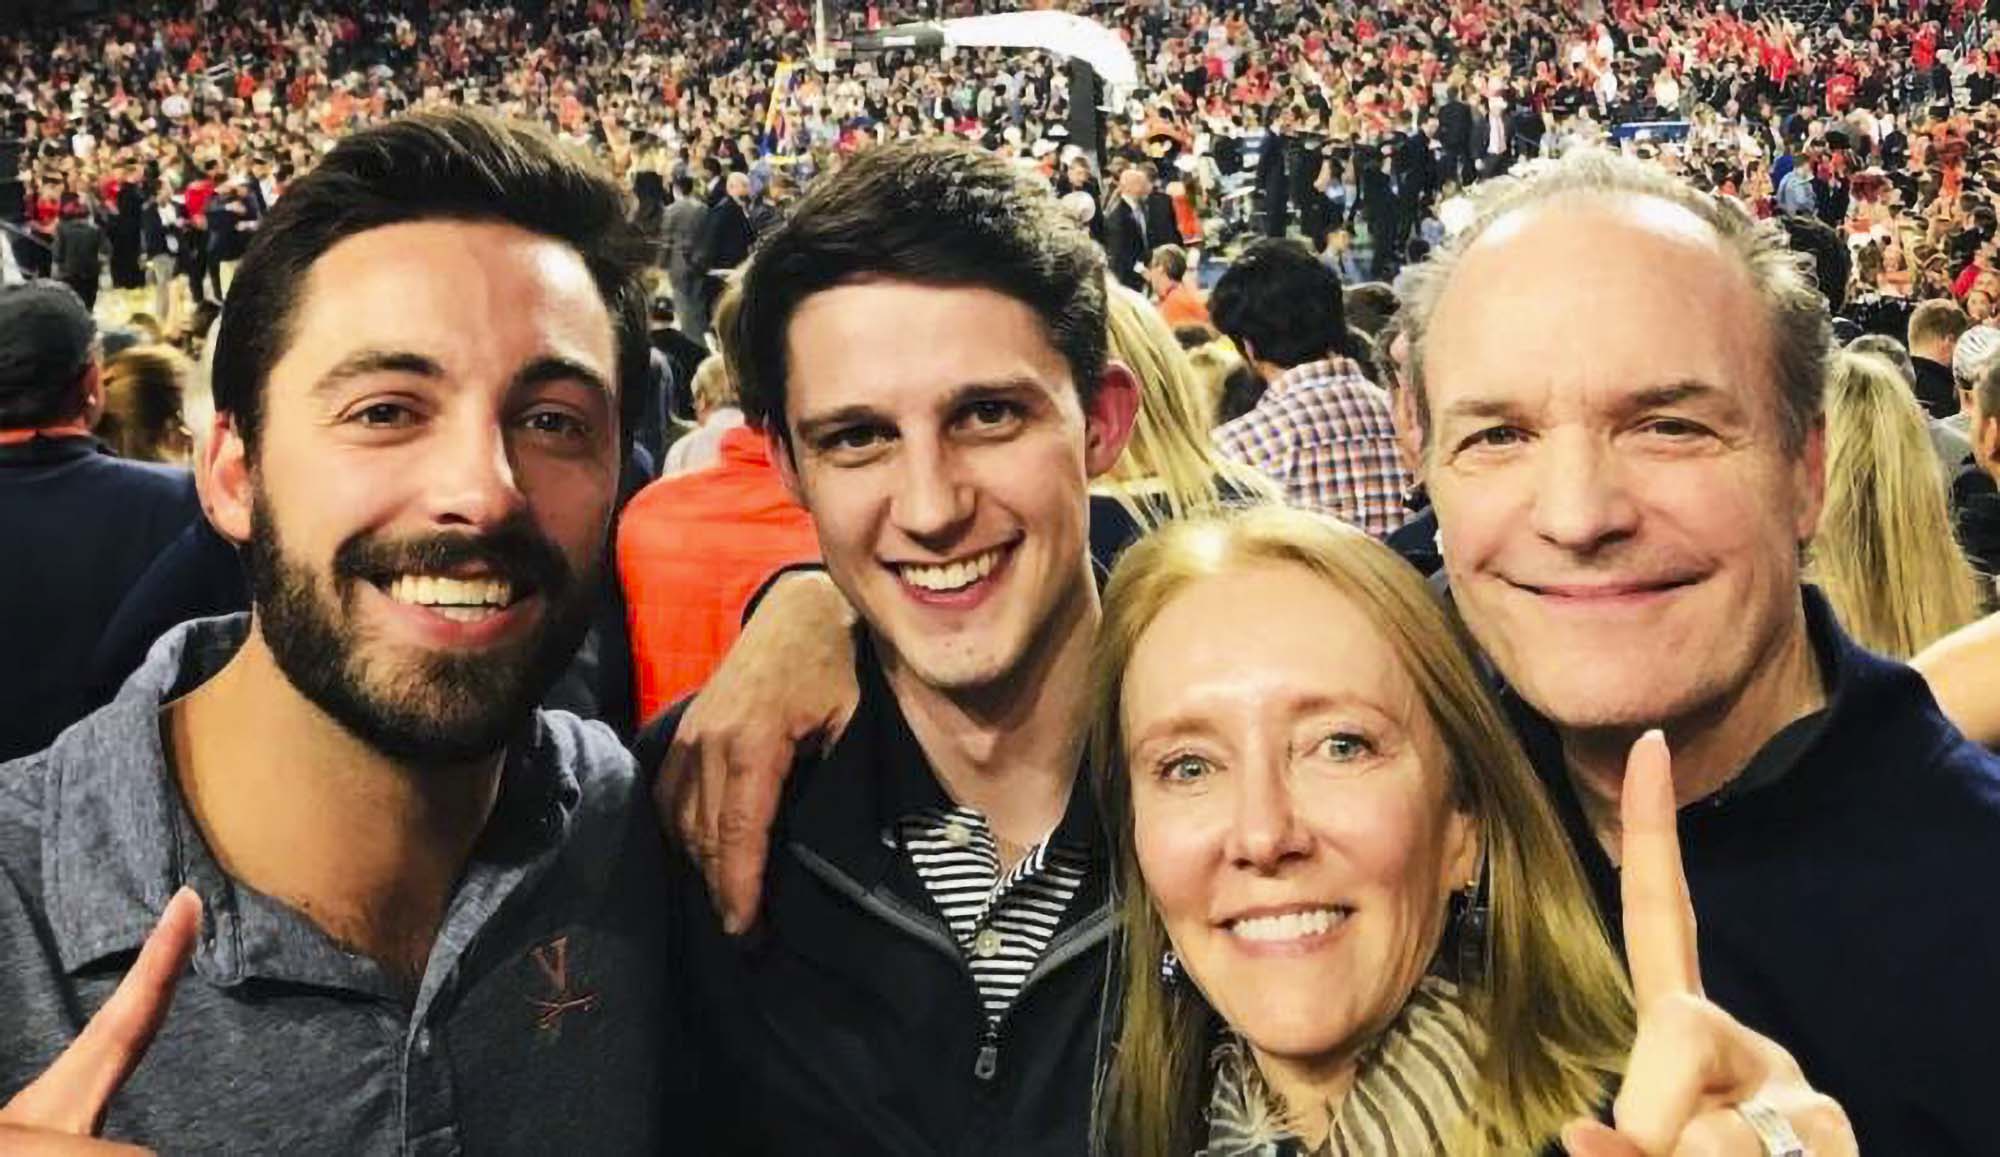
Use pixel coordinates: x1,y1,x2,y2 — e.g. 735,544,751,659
1618,730,1703,1008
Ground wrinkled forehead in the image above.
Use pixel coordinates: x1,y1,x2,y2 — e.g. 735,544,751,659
1424,193,1776,416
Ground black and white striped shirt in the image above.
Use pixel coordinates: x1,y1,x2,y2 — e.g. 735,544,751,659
897,805,1089,1026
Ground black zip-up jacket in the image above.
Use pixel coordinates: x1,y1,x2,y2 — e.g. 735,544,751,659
655,646,1116,1156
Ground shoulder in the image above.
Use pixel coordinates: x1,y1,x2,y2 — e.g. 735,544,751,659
0,748,52,901
1833,650,2000,814
71,455,196,502
1213,404,1279,447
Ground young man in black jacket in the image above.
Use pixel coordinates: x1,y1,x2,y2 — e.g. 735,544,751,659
650,138,1136,1155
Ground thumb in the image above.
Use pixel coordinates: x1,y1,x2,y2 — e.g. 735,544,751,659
1,888,201,1135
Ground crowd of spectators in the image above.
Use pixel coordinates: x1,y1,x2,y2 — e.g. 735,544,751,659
7,0,2000,662
2,0,1999,336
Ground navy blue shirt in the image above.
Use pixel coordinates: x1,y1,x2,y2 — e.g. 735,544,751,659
0,433,198,761
1512,588,2000,1155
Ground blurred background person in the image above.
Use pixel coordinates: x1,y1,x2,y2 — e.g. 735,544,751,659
95,345,194,466
1092,280,1276,571
1807,351,1984,659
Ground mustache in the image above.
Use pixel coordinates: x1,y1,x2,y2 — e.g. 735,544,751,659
332,516,573,600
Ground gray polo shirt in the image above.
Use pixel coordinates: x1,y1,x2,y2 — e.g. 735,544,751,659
0,616,690,1154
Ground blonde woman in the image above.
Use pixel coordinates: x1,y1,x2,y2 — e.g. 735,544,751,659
1808,351,1984,658
1092,507,1855,1156
1090,280,1277,568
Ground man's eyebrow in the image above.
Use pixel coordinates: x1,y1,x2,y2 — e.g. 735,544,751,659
308,349,444,398
1621,379,1734,411
938,377,1047,407
509,354,615,401
307,351,613,402
1437,395,1530,425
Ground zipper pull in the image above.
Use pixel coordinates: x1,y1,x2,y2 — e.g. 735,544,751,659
973,1041,999,1081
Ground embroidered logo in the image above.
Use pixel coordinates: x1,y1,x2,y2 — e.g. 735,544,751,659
528,935,599,1034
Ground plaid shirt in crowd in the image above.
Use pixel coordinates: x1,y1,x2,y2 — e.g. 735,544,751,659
1213,357,1410,538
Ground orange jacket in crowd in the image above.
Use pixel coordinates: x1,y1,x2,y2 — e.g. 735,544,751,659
618,426,821,723
1156,280,1212,330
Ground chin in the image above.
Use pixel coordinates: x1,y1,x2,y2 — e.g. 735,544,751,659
1516,664,1710,732
899,645,1021,695
1231,1009,1363,1064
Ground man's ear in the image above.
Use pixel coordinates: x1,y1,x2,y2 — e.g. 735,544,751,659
201,410,254,546
75,361,105,429
1084,361,1141,479
1794,419,1828,546
1390,383,1424,479
1981,413,2000,474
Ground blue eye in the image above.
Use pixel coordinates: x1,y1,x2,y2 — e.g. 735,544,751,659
1158,753,1212,783
1320,733,1374,762
1464,425,1527,450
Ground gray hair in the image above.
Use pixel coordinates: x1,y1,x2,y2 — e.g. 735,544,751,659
1395,149,1831,456
1844,334,1917,389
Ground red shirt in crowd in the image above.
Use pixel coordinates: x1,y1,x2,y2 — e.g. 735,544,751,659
184,177,216,220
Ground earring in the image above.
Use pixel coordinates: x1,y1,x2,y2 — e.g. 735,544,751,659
1160,948,1183,988
1451,868,1489,985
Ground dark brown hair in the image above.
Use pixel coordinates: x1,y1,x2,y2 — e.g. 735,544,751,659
727,138,1107,447
211,108,653,454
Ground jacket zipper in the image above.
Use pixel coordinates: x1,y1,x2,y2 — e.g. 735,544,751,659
790,842,1115,1083
967,904,1115,1083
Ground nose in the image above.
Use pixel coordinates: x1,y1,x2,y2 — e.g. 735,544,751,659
1528,429,1640,554
1225,754,1313,874
418,410,529,531
889,437,975,546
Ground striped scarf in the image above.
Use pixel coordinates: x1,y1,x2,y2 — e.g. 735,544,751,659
1201,976,1482,1156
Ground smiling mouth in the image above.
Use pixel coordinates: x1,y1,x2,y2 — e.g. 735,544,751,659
894,544,1012,595
1511,577,1701,600
375,572,533,623
1223,906,1355,943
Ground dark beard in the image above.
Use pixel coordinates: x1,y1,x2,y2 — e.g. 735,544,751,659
242,497,599,765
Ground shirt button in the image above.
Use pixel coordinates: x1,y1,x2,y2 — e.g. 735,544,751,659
973,927,1003,958
944,821,973,848
416,1027,434,1058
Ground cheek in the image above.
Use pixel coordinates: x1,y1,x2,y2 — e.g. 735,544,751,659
795,469,884,558
1302,780,1456,907
1646,460,1801,556
1131,793,1221,926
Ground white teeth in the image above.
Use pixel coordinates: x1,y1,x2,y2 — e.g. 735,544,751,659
900,547,1004,592
386,574,515,610
1228,908,1349,943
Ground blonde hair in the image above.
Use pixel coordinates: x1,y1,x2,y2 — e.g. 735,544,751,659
1100,279,1276,527
1184,335,1245,427
98,345,193,465
1091,506,1633,1157
690,354,737,415
1807,351,1984,657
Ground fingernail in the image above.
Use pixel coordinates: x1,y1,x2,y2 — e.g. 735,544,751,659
722,911,744,936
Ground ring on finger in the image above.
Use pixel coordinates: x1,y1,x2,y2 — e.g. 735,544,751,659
1734,1097,1808,1157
